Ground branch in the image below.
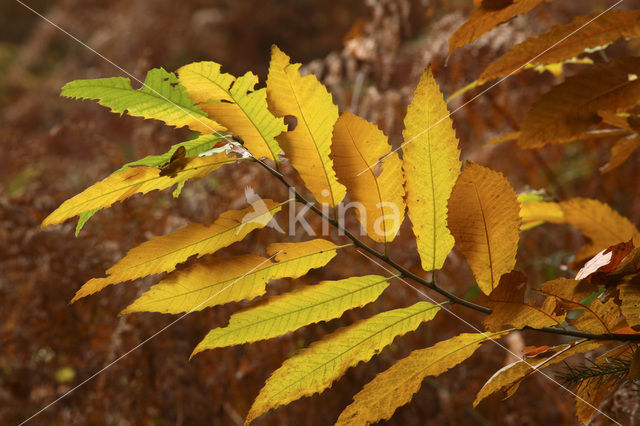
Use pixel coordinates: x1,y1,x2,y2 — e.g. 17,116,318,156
251,157,640,343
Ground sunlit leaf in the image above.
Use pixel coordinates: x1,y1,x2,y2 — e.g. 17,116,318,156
332,112,405,243
43,152,238,228
74,134,228,235
193,275,390,354
72,200,284,301
122,238,341,315
266,45,346,207
403,67,461,271
179,62,286,162
61,68,224,133
336,331,509,426
246,302,441,424
448,162,521,294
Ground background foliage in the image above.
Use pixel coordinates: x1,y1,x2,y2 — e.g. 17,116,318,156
3,0,640,424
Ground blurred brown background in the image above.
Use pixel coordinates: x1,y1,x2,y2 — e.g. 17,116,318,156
2,0,640,424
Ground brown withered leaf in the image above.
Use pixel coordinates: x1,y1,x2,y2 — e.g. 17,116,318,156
480,10,640,82
483,271,564,332
575,239,635,283
519,57,640,148
449,0,551,54
601,134,640,173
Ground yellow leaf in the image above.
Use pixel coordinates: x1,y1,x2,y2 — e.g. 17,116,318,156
336,331,509,426
619,283,640,327
483,271,563,332
519,200,565,231
560,198,640,262
479,10,640,82
516,197,639,261
447,162,521,294
600,134,640,173
474,340,608,407
72,200,284,302
403,67,461,271
122,239,341,316
266,45,346,207
332,112,405,243
569,298,622,334
519,57,640,148
179,62,286,162
246,301,441,424
193,275,390,353
42,153,237,228
448,0,551,54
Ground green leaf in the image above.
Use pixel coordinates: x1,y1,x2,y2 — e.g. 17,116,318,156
61,68,224,133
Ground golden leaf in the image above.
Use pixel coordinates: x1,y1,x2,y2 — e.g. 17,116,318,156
403,67,461,271
336,331,509,426
178,62,286,162
266,45,346,207
332,112,405,243
560,198,640,262
246,302,440,424
570,298,622,334
42,153,237,228
122,239,340,316
193,275,390,353
72,200,284,302
447,162,521,294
